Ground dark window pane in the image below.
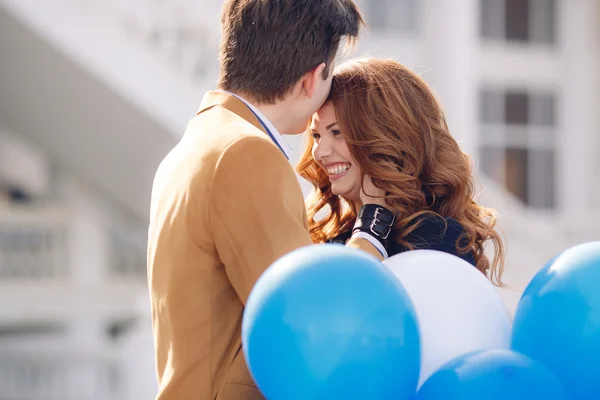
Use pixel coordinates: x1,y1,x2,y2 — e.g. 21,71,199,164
530,92,556,126
479,89,504,123
480,0,503,39
367,0,388,31
480,146,505,185
531,0,556,44
368,0,418,33
529,149,556,208
506,0,530,41
505,92,529,124
505,148,529,204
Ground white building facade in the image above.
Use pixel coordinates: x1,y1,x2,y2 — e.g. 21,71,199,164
0,0,598,398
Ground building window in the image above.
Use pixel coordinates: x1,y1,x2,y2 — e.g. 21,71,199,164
505,0,530,41
366,0,418,34
480,0,556,45
479,88,557,209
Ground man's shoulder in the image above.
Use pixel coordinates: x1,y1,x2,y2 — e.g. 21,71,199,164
151,105,293,204
182,105,283,163
150,108,262,188
217,134,287,167
192,103,265,142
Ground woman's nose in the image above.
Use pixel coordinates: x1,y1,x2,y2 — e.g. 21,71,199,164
313,138,333,161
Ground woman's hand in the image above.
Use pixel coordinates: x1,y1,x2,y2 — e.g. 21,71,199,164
359,174,388,208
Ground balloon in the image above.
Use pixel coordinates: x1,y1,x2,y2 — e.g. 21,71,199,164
384,250,512,387
243,244,421,400
512,241,600,399
416,349,570,400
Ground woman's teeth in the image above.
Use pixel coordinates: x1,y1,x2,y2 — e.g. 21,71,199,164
326,163,350,175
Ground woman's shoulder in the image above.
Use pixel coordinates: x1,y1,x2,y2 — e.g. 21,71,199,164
403,215,462,243
418,215,465,236
326,214,476,266
390,215,476,265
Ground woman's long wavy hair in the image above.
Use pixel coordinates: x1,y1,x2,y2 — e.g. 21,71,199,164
297,57,505,284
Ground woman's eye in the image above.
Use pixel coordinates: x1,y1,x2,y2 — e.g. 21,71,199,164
331,129,342,136
311,132,321,139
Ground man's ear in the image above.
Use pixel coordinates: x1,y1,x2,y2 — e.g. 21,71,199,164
301,62,327,99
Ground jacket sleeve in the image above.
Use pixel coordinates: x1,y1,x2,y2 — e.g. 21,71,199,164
211,135,382,304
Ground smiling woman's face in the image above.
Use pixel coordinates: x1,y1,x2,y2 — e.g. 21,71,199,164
309,101,362,202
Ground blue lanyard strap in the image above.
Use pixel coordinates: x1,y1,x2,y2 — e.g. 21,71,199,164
245,106,289,160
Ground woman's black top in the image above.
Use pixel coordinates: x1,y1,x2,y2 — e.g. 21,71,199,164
329,215,476,266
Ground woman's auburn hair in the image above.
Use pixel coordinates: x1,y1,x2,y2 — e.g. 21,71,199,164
296,57,505,284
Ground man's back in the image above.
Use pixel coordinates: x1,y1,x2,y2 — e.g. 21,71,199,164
147,92,308,399
147,1,369,397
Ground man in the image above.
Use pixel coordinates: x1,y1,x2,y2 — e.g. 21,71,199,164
147,0,396,398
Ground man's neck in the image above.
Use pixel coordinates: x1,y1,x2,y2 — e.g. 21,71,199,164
256,102,291,134
231,91,293,134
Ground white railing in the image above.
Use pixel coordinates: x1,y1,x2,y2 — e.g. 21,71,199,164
0,205,68,280
0,203,148,283
0,350,124,400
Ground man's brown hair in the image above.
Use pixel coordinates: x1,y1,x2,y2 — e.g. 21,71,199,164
218,0,364,104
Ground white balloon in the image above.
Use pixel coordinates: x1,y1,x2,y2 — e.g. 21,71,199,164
384,250,512,388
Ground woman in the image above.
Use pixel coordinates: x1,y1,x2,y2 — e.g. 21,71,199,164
297,58,504,283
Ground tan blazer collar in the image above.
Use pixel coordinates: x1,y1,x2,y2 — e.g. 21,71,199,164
198,90,265,134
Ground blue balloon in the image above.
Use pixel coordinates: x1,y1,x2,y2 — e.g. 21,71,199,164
242,244,421,400
416,349,570,400
512,241,600,399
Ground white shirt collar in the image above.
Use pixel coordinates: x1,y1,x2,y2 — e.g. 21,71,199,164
221,91,293,159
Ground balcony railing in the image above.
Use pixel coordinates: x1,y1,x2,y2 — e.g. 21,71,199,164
0,204,147,282
0,350,123,400
0,205,68,280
